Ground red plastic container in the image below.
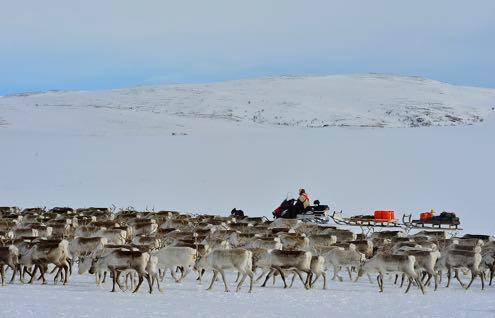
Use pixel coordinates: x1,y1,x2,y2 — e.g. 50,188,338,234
374,211,383,220
420,212,433,220
374,210,395,220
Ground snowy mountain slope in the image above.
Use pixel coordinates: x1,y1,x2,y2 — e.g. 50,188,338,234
1,74,495,128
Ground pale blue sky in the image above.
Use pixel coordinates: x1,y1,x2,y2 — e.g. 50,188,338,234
1,0,494,95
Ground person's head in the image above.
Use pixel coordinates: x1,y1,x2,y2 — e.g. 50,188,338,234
299,188,306,195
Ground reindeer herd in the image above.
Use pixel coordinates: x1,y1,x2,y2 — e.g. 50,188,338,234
0,206,493,295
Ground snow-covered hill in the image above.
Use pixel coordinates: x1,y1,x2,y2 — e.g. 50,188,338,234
2,74,495,128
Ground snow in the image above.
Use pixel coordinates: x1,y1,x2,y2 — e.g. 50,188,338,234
1,74,495,317
1,272,493,318
2,74,495,128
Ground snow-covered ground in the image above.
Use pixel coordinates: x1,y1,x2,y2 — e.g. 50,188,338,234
1,271,493,318
1,74,495,317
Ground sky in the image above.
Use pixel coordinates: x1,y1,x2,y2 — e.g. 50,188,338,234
1,0,494,95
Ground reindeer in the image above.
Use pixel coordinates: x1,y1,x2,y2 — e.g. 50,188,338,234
439,249,484,290
90,249,153,293
0,245,19,285
152,246,197,283
19,239,71,285
196,248,254,292
290,255,327,289
322,245,365,281
261,250,312,289
357,253,425,294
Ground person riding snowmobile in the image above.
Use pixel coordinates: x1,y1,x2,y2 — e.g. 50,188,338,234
295,188,310,215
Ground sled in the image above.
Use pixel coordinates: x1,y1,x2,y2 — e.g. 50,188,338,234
331,211,402,228
402,214,462,231
296,208,330,224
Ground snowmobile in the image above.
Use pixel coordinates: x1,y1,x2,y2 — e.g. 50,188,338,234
272,199,330,224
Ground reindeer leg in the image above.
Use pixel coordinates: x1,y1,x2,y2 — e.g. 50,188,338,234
296,270,306,287
247,268,254,293
146,274,153,294
0,265,4,286
331,265,338,281
219,269,230,292
207,270,218,291
95,271,100,286
154,273,163,293
289,272,296,288
405,277,413,293
347,267,352,281
53,267,61,285
123,272,129,290
110,269,117,292
446,268,451,288
68,258,73,276
366,273,373,284
480,271,485,290
304,270,311,290
311,273,320,287
21,267,27,283
421,271,428,283
322,272,327,290
416,277,425,294
424,273,432,286
132,274,144,293
236,272,247,292
63,264,69,285
198,268,206,283
434,271,439,291
455,269,466,288
40,265,47,285
170,267,180,283
465,271,476,290
29,265,38,284
116,271,126,292
9,264,17,284
234,272,241,283
255,268,269,283
274,266,287,288
179,267,191,283
261,269,273,287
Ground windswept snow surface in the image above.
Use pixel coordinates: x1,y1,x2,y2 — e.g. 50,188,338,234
0,272,493,318
1,74,495,317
